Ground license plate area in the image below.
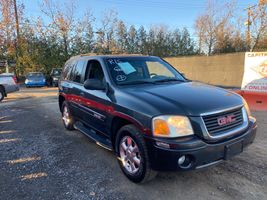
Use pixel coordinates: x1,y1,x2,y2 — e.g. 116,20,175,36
224,140,243,160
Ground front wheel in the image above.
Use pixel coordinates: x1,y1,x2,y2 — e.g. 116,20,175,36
115,125,157,183
61,101,75,130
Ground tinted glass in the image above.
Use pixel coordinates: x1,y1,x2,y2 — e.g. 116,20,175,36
85,61,104,81
52,69,62,76
105,57,185,85
63,60,76,80
72,60,85,83
27,73,44,78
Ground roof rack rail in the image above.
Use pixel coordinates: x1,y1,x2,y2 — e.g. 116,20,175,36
80,53,147,57
80,53,98,56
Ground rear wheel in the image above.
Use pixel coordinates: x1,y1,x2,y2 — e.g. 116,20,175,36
0,87,4,102
116,125,157,183
61,101,74,130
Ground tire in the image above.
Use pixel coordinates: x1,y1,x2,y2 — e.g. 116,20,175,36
0,87,5,102
115,124,157,183
61,101,75,130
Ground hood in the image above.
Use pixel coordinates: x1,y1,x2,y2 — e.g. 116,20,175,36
120,82,243,116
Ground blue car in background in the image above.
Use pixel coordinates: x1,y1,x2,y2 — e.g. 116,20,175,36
25,72,46,87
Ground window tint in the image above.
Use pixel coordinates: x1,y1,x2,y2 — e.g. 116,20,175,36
85,61,104,82
51,69,62,76
72,60,85,83
62,60,76,80
27,73,44,78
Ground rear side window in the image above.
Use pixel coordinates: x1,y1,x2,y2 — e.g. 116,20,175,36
62,60,76,80
71,60,85,83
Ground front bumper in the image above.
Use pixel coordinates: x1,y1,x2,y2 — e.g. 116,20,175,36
144,118,257,171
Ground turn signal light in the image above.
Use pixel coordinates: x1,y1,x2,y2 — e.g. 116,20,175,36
153,118,170,136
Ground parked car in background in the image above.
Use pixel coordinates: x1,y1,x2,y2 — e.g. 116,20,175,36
58,55,257,183
0,74,19,101
25,72,46,87
47,68,62,87
1,72,18,83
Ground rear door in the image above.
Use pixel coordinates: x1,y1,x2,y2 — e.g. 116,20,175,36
68,59,87,118
60,59,77,113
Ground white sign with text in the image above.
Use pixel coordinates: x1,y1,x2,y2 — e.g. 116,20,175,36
241,52,267,92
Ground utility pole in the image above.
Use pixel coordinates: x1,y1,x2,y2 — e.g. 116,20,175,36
13,0,20,44
244,5,256,52
13,0,20,75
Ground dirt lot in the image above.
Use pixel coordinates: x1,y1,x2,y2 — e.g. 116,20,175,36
0,87,266,200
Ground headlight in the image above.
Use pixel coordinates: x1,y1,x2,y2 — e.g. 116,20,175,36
243,99,251,117
152,115,194,138
25,79,29,83
43,78,46,82
53,77,58,81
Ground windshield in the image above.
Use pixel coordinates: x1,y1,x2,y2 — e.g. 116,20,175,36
27,73,44,78
105,57,185,85
52,69,62,76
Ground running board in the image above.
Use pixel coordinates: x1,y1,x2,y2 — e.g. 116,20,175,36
74,122,113,151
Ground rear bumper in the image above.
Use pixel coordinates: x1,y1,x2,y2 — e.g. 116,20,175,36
25,82,46,87
144,118,257,171
5,84,19,94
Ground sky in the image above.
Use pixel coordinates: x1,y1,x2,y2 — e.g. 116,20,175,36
20,0,259,35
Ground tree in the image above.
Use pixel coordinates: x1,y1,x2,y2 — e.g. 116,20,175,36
137,26,147,54
250,1,267,51
97,9,118,54
41,0,76,59
0,0,16,60
194,0,236,55
127,25,138,54
71,11,94,55
116,20,128,53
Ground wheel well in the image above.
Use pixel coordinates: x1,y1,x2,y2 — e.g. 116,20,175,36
59,95,65,112
111,117,132,150
0,85,6,96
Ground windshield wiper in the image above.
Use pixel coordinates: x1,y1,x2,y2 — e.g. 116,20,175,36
118,80,154,85
153,78,184,83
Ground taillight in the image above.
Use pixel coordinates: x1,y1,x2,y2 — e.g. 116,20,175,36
12,76,17,84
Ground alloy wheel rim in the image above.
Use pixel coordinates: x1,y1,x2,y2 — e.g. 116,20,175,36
62,106,70,126
119,136,141,174
0,92,2,99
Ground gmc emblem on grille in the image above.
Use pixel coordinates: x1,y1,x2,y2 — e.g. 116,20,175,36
217,114,236,126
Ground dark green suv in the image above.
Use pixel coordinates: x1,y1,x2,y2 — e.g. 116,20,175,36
58,55,257,183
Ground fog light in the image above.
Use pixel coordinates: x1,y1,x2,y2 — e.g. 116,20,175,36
178,155,186,165
178,155,193,169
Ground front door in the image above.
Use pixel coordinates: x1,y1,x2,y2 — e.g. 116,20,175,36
79,60,112,136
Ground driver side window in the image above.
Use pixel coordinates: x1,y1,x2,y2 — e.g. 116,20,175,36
85,60,105,82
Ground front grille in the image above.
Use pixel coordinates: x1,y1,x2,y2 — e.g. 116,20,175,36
202,107,244,136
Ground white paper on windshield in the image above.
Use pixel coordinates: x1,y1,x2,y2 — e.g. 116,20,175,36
117,62,136,75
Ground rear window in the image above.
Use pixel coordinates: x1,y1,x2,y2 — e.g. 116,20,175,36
27,73,44,78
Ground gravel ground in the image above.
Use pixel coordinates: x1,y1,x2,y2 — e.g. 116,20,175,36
0,87,266,200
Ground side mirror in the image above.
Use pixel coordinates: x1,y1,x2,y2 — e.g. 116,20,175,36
84,79,105,90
